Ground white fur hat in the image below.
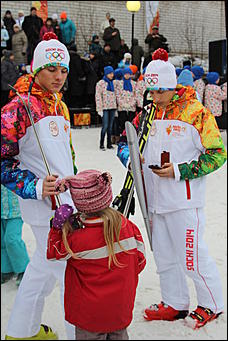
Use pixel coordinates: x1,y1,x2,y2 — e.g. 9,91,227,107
145,49,177,90
32,38,70,75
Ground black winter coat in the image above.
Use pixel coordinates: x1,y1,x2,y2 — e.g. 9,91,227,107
1,58,19,91
145,33,167,52
22,14,43,44
103,26,121,52
101,50,116,69
130,39,144,70
67,51,86,96
3,17,16,38
118,43,130,61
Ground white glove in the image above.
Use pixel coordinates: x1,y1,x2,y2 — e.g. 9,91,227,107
98,111,103,117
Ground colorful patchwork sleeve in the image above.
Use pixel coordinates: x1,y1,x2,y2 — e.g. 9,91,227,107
1,102,39,199
179,109,227,180
61,101,77,175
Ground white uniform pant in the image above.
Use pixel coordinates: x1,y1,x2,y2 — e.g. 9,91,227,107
150,208,224,313
6,225,75,340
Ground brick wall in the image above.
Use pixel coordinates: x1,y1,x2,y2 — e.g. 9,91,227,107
1,1,226,58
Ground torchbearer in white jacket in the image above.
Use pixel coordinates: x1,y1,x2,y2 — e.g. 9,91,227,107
1,32,76,340
117,48,227,329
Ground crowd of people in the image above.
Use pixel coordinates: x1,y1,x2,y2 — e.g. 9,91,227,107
1,5,227,341
1,9,167,113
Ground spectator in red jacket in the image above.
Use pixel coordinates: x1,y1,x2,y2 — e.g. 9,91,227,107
47,169,146,340
39,17,54,40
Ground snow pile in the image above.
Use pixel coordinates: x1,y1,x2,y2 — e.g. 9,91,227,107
168,54,208,71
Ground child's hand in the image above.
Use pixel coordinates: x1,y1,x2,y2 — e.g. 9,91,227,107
52,204,74,230
42,174,59,199
55,178,69,193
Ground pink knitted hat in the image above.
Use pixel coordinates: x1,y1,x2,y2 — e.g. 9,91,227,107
57,170,113,214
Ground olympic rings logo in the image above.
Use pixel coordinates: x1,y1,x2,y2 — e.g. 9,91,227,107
145,74,159,85
46,51,65,62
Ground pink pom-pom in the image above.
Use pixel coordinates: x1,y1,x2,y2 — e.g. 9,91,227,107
152,48,168,61
43,32,58,41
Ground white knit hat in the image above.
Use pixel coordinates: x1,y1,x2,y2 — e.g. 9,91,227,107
52,13,58,20
145,48,177,90
32,38,70,75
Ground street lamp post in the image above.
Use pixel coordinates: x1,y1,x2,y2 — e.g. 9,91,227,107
126,1,141,65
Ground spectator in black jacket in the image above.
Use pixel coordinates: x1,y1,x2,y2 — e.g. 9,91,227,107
144,26,168,53
130,38,144,70
65,43,86,109
1,50,19,107
118,39,130,61
3,10,16,50
103,18,121,66
101,43,116,69
84,52,103,108
22,7,43,64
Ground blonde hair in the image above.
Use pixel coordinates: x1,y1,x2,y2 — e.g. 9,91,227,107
62,207,130,269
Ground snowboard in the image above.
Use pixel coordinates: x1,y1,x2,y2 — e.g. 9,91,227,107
125,121,152,250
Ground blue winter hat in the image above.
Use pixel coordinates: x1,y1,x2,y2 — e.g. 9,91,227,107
114,68,123,80
191,65,204,80
104,66,114,76
175,67,182,76
206,72,220,85
177,69,194,87
122,67,133,75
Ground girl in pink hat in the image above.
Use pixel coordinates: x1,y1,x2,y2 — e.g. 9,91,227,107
47,169,146,340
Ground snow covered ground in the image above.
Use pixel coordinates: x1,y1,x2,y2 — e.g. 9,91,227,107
1,127,227,340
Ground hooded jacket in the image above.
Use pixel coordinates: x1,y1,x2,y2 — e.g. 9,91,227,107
59,18,76,45
117,86,227,213
1,74,77,226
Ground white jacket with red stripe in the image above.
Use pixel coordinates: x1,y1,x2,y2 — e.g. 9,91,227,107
47,215,146,333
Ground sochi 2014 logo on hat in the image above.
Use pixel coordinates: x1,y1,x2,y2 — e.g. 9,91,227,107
145,73,159,85
45,48,65,62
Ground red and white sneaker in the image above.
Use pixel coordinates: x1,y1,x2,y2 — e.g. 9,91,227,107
144,301,189,321
185,306,223,329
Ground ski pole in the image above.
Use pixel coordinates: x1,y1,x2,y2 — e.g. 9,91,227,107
8,84,61,208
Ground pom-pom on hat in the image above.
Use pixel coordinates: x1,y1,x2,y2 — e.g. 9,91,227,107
144,48,177,91
32,32,70,75
58,170,113,214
